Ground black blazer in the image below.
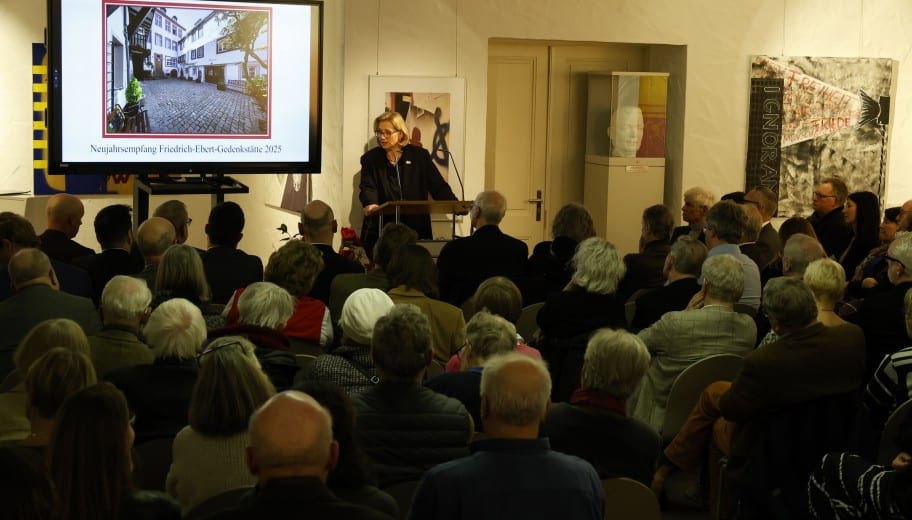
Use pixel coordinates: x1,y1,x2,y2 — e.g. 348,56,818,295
630,277,701,330
436,225,528,306
309,243,364,306
38,229,94,263
72,248,144,305
618,239,671,299
358,144,457,250
201,246,264,304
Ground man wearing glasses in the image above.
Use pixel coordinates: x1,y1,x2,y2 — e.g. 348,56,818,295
808,176,853,257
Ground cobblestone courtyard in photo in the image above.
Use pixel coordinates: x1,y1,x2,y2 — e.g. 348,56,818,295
140,78,266,134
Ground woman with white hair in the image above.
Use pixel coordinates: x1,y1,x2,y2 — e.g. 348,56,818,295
208,281,298,390
107,298,207,443
536,237,628,401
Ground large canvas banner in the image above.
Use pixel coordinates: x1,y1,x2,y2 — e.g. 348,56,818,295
747,55,896,217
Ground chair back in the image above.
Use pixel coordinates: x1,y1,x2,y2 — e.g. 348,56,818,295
601,478,661,520
131,436,174,491
661,353,744,444
183,486,253,520
878,398,912,465
382,479,422,520
516,302,545,342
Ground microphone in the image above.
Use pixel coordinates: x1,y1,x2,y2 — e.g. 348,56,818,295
393,151,403,200
446,150,465,202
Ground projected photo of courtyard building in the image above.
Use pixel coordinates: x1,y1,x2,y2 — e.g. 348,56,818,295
104,4,270,136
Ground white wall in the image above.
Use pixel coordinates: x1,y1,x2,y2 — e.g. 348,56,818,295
3,0,912,262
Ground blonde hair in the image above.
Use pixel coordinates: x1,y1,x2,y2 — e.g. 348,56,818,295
374,111,409,145
25,348,97,419
803,258,845,308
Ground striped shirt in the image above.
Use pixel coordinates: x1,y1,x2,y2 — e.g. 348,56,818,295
864,345,912,428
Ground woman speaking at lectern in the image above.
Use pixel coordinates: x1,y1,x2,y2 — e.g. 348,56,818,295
359,111,457,256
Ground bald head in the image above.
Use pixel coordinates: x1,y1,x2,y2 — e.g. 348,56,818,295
45,194,85,238
136,218,176,262
153,200,190,244
298,200,336,244
9,248,56,290
899,199,912,232
480,353,551,434
246,391,337,483
472,190,507,227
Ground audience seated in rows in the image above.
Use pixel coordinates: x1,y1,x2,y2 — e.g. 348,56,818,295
387,244,465,366
303,288,394,396
760,216,818,283
353,304,472,487
49,383,180,519
437,190,528,306
630,235,706,331
652,277,866,517
134,216,176,290
89,275,153,377
208,391,392,519
167,336,275,515
0,211,92,301
628,253,756,432
526,202,596,303
409,353,605,520
446,276,541,372
0,248,101,377
299,200,364,306
201,201,263,304
38,193,94,263
846,204,906,298
542,328,660,485
226,239,332,347
296,380,400,517
426,312,517,430
671,186,714,244
73,204,143,305
18,347,96,456
0,318,90,441
536,237,626,401
808,176,853,258
209,282,298,390
330,222,417,325
107,298,206,443
618,204,674,299
153,244,226,328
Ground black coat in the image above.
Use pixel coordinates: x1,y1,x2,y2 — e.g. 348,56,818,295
200,246,263,304
436,225,528,306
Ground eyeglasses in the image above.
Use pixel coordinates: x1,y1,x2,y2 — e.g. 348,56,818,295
196,340,243,367
374,130,396,138
885,254,907,269
812,192,837,199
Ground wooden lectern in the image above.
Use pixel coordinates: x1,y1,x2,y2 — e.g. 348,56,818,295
376,200,473,240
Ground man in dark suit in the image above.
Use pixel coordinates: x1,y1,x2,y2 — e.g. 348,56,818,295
0,211,92,301
630,235,706,330
133,217,175,291
652,277,866,514
745,186,782,257
209,391,390,520
619,204,673,299
848,231,912,378
437,190,529,306
299,200,365,306
200,201,264,304
38,193,95,263
671,186,715,244
72,204,143,305
807,176,853,257
0,248,102,377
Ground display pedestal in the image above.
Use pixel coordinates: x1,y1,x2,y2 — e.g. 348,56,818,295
583,155,665,256
132,174,249,224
